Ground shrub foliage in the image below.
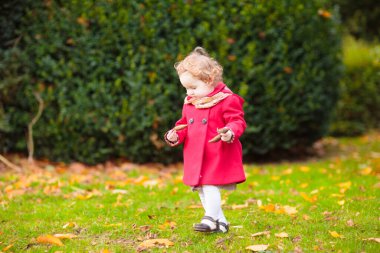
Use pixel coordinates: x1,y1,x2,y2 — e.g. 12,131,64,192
1,0,342,163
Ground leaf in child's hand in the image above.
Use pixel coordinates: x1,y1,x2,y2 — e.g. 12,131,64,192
37,235,64,246
246,244,269,251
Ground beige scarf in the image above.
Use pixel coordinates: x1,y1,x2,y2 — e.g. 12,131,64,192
184,92,231,109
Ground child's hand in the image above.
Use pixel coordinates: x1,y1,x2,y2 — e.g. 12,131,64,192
220,129,233,142
166,129,179,143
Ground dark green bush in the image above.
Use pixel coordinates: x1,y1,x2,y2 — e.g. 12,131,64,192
330,65,380,136
1,0,342,164
332,0,380,41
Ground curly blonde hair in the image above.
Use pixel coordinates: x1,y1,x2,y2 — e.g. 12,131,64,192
174,47,223,86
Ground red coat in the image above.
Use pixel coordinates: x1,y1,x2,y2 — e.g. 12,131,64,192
166,83,246,187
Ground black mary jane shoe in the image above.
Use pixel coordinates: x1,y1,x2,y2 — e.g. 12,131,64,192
193,216,219,233
217,221,229,233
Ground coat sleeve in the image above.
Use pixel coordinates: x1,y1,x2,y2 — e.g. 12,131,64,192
164,104,187,146
222,95,246,139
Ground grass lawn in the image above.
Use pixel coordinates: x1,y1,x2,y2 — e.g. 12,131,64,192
0,132,379,252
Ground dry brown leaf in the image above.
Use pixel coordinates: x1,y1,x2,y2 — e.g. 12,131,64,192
138,238,174,249
275,232,289,238
37,235,64,246
158,220,176,230
53,233,77,239
362,238,380,243
251,231,270,237
231,202,249,209
346,219,355,227
246,244,269,251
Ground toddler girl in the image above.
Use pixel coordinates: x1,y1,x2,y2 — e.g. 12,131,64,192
164,47,246,233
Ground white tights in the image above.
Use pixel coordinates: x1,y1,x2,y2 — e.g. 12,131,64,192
198,185,228,224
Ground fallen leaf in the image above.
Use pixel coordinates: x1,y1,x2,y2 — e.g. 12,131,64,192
2,244,14,252
138,239,174,249
63,222,77,229
275,232,289,238
104,223,122,227
300,192,317,203
359,167,372,175
299,166,310,172
53,234,77,239
346,219,355,227
329,231,345,238
158,220,177,230
232,202,249,209
37,235,64,246
362,238,380,243
246,244,269,251
251,231,270,237
338,200,345,206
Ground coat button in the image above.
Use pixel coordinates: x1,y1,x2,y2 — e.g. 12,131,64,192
202,118,207,124
189,118,194,124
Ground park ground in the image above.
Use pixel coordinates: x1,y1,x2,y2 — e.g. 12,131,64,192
0,132,379,252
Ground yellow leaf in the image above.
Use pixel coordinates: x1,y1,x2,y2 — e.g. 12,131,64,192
53,233,77,239
303,214,311,220
100,250,111,253
300,183,308,188
251,231,270,237
37,235,64,246
246,244,269,251
138,239,174,249
2,244,14,252
300,192,317,203
299,166,310,172
104,223,122,227
275,232,289,238
338,181,352,189
271,176,280,181
362,238,380,243
329,231,345,238
282,168,293,175
338,200,345,206
158,220,177,230
187,204,203,209
62,222,77,229
359,167,372,175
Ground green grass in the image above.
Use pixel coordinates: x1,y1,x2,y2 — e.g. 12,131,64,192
1,132,379,252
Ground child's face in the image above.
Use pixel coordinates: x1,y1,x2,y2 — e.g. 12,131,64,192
179,72,214,98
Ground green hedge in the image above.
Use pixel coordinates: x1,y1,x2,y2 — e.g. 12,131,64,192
329,37,380,136
1,0,342,164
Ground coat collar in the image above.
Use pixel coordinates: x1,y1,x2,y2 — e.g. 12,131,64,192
184,82,232,109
